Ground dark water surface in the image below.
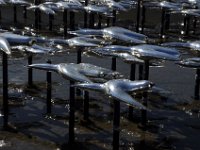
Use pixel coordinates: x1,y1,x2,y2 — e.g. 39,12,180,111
0,3,200,150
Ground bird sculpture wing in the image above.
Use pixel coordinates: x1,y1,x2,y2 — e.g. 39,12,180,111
108,87,147,110
0,37,11,55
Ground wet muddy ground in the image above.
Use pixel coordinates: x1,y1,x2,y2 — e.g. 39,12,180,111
0,3,200,150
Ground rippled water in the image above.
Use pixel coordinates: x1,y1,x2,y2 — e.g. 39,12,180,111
0,2,199,150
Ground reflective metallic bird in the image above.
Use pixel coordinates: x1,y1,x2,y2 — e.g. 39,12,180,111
12,44,57,54
73,79,154,110
84,4,113,17
162,41,200,51
29,63,122,83
27,4,56,15
144,1,182,10
69,26,147,44
0,32,35,45
177,57,200,68
7,0,31,5
92,44,180,61
171,9,200,17
130,44,181,61
88,45,144,64
35,36,103,47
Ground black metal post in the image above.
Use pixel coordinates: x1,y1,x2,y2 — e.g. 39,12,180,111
0,7,1,20
89,13,95,28
128,64,136,119
165,11,170,30
84,0,88,28
84,91,89,121
49,14,53,31
193,17,197,35
63,9,68,37
38,11,41,30
136,0,141,32
141,60,149,129
69,81,75,144
184,15,190,36
13,5,17,23
194,69,200,100
160,8,166,38
46,60,52,114
112,10,116,26
76,49,82,96
141,5,146,33
28,55,33,86
3,52,8,129
70,11,75,31
77,49,82,64
107,17,110,27
111,57,117,71
138,64,143,80
23,6,27,19
113,100,120,150
98,14,102,29
34,0,39,29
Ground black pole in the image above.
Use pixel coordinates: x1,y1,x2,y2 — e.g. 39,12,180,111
112,10,116,26
165,11,170,31
136,0,141,32
70,11,75,31
111,4,117,70
69,81,75,144
128,64,136,119
89,13,95,28
138,64,143,80
35,9,39,29
34,0,39,29
107,17,110,27
76,49,82,96
160,8,166,38
98,14,102,29
0,7,1,20
49,14,53,31
77,49,82,64
63,9,68,37
141,60,149,129
38,10,41,30
113,100,120,150
46,60,52,114
111,57,117,71
84,0,88,28
141,5,146,33
3,52,8,129
194,69,200,100
13,5,17,23
184,15,190,36
193,17,197,35
83,91,89,121
23,6,27,19
28,55,33,86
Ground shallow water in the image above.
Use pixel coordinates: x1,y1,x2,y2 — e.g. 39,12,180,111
0,2,200,150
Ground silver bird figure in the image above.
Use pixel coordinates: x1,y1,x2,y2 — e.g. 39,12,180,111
0,32,35,45
69,26,147,44
162,41,200,51
177,57,200,68
73,79,154,110
28,63,123,83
